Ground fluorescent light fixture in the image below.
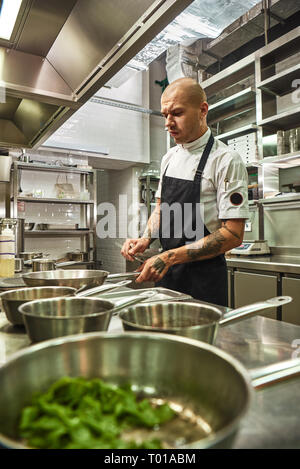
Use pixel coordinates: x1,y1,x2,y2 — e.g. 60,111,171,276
0,0,22,40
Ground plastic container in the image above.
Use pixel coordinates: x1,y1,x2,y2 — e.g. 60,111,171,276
0,219,17,278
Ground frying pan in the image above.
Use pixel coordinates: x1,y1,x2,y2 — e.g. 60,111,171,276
22,269,139,290
0,280,132,326
119,296,292,344
0,333,300,449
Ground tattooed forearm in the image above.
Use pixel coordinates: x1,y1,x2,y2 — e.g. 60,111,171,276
187,230,226,261
142,204,160,242
221,221,242,240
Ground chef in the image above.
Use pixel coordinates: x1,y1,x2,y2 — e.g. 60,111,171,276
121,77,249,306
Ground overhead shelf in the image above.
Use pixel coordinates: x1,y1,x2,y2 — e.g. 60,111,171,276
258,106,300,131
257,63,300,97
208,87,256,121
214,124,258,142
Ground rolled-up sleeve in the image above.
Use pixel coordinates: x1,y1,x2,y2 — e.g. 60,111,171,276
216,151,250,220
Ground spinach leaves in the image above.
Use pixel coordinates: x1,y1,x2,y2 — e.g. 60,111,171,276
19,377,175,449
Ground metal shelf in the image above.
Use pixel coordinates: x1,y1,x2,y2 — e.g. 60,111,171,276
257,64,300,97
260,151,300,168
258,106,300,131
16,161,94,174
16,196,94,204
214,124,258,142
24,230,93,236
208,87,256,122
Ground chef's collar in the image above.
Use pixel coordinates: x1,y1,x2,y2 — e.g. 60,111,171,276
179,128,211,151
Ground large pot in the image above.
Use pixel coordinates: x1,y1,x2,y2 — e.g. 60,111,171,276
119,296,292,344
0,333,299,449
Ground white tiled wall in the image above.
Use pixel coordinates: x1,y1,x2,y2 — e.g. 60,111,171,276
96,167,142,273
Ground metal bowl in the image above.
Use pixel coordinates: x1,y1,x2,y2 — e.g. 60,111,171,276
0,332,251,449
0,287,75,326
18,296,115,342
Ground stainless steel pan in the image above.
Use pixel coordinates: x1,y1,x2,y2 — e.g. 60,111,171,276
19,252,43,262
0,333,300,449
0,280,131,326
18,291,155,342
119,296,292,344
22,269,139,289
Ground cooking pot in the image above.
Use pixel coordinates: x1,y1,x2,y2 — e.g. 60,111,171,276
19,252,43,262
0,280,131,326
31,259,77,272
0,333,299,449
119,296,292,344
22,269,140,290
67,251,89,262
18,291,155,342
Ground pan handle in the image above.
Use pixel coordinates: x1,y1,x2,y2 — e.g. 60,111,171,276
249,358,300,389
219,296,292,326
111,290,157,315
107,272,140,280
76,280,132,297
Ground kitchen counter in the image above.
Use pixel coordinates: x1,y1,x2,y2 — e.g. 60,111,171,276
1,310,300,448
226,254,300,275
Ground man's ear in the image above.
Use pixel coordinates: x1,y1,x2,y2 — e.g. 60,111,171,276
200,102,209,117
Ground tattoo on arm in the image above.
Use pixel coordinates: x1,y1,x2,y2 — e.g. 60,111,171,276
153,257,166,274
187,231,226,261
142,205,160,242
221,221,242,240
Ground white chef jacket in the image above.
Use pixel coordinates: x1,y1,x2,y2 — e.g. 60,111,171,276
155,128,250,233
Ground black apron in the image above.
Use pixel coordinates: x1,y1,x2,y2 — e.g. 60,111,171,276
156,133,228,306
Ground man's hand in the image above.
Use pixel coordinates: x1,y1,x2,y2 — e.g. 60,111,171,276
135,251,176,284
121,238,151,262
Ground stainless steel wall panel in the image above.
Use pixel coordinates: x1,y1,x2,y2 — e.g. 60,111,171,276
234,270,279,319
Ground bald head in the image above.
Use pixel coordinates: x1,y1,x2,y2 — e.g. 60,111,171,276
162,77,207,108
161,77,209,144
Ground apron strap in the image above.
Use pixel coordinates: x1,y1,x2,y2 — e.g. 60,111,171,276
194,132,214,184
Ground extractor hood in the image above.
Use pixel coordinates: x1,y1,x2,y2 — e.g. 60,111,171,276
0,0,194,149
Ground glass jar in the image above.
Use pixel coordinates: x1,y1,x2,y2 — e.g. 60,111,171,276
0,218,17,278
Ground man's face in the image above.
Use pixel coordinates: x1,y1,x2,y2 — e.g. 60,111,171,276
161,88,208,144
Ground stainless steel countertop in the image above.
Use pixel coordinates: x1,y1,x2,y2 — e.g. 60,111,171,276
1,310,300,448
226,254,300,275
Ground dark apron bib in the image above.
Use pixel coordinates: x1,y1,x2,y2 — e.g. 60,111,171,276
156,133,228,306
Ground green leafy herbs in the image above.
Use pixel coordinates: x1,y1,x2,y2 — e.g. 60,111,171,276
18,377,176,449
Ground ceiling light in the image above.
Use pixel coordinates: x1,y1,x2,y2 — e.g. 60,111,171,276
0,0,22,40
